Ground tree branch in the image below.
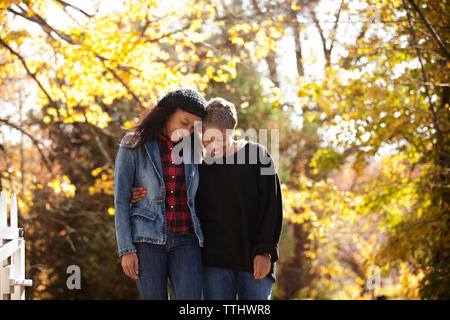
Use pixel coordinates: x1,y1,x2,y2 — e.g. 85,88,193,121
403,0,448,166
0,37,56,107
7,7,76,45
290,10,304,76
55,0,95,18
309,8,328,66
407,0,450,61
309,0,343,67
0,118,54,172
6,6,143,109
81,112,114,168
328,0,344,59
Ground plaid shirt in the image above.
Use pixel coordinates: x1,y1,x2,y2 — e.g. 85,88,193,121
157,134,193,232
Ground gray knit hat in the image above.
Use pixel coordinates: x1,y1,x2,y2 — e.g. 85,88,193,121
157,88,207,118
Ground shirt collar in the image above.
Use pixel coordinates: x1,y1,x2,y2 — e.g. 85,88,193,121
158,133,186,146
158,133,171,143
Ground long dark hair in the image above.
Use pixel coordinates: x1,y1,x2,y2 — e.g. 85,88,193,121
125,102,178,150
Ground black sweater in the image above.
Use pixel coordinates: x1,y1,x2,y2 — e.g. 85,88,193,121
195,141,283,281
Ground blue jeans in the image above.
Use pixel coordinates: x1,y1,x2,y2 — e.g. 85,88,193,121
203,266,273,300
134,229,203,300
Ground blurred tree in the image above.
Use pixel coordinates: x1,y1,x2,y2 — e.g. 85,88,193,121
1,0,448,300
296,0,449,298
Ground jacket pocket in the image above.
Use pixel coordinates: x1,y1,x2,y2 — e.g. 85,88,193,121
130,207,157,220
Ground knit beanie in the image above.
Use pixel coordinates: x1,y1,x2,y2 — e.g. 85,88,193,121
157,88,207,118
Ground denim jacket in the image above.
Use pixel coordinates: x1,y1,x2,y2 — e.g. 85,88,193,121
114,132,204,257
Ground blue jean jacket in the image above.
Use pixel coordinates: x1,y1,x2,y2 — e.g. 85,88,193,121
114,132,204,257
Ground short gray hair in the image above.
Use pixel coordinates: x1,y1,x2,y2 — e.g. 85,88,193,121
204,97,238,129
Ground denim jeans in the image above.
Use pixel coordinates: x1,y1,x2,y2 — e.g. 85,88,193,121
203,266,273,300
134,229,203,300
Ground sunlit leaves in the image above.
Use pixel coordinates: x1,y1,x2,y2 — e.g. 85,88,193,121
2,0,239,129
228,21,284,62
49,175,76,198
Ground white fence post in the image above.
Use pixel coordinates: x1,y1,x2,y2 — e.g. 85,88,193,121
0,191,32,300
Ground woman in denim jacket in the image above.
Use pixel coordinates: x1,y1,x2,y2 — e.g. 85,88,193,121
114,88,206,299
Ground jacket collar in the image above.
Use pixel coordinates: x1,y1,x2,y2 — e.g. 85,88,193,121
144,138,193,184
144,139,164,182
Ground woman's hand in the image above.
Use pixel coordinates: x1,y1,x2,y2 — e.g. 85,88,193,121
123,188,146,278
253,253,271,280
130,187,147,204
121,252,140,279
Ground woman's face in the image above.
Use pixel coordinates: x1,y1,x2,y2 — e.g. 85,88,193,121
163,108,201,142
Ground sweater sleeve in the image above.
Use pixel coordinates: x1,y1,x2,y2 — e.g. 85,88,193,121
252,145,283,262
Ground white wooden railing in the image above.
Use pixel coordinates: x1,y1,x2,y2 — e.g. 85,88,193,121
0,191,32,300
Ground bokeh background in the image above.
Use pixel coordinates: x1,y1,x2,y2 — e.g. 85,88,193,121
0,0,448,299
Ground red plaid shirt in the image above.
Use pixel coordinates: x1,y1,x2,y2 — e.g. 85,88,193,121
157,134,192,232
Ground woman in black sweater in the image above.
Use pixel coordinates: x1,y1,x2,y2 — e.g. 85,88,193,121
131,97,283,300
